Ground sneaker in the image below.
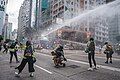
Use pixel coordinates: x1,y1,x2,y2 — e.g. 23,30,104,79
16,61,20,63
105,61,108,64
15,72,20,77
15,67,18,69
87,68,93,71
9,61,12,63
30,73,34,77
93,66,97,70
110,61,112,64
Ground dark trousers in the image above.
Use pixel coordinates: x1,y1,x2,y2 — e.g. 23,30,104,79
0,46,1,51
3,48,8,53
16,57,35,73
88,51,96,68
106,53,112,62
10,51,19,63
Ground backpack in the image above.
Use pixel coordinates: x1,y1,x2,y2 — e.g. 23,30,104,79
106,45,112,51
24,46,33,56
106,45,114,54
9,43,16,49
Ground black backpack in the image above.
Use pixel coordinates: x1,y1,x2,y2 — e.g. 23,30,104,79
10,43,16,49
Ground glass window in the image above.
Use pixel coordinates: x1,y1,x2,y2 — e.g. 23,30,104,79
71,2,73,5
1,1,3,4
85,1,87,4
71,8,73,11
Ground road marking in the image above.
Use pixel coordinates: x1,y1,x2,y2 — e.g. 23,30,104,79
36,52,120,72
36,51,120,61
79,54,120,61
18,56,53,74
35,64,53,74
36,52,52,57
68,59,120,72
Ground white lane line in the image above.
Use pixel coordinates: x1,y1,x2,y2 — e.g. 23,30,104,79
36,52,120,61
68,59,89,65
18,56,53,74
36,52,120,72
36,52,52,57
79,54,120,61
68,59,120,72
34,64,53,74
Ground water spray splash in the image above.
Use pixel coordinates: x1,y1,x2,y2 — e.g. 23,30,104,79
41,0,120,37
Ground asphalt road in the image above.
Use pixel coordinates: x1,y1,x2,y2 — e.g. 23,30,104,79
0,50,120,80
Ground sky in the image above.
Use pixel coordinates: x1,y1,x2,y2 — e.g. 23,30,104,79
6,0,24,31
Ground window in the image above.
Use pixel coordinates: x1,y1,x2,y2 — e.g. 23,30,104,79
1,1,3,4
98,37,101,40
71,2,73,5
71,8,73,11
96,37,98,39
85,28,87,31
85,1,87,4
96,32,98,34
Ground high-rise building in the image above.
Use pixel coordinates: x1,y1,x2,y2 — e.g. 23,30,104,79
49,0,108,45
17,0,30,41
11,29,17,40
50,0,80,22
80,0,108,45
0,0,8,35
3,13,8,40
41,0,52,28
6,22,12,39
107,0,120,44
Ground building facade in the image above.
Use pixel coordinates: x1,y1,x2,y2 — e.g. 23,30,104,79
106,0,115,3
108,0,120,44
3,13,8,40
11,29,17,40
49,0,108,45
17,0,30,41
0,0,8,35
50,0,80,22
80,0,108,45
6,22,12,39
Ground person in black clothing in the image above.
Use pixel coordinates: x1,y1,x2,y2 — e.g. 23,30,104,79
15,41,35,77
103,42,114,64
51,45,67,67
9,42,19,63
3,42,9,54
87,38,97,71
0,41,2,52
